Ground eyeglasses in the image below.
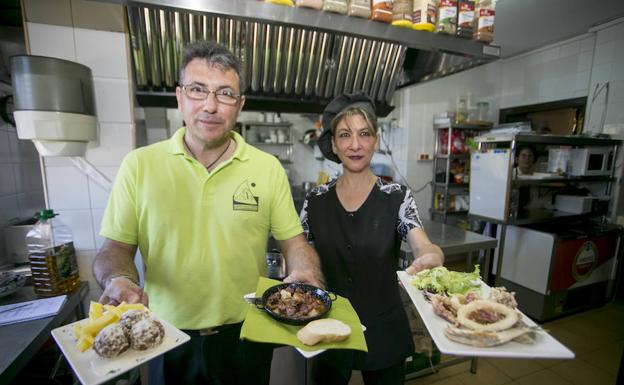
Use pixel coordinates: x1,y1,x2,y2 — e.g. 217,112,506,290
181,84,241,106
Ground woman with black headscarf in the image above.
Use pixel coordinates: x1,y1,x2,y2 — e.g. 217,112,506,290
300,92,444,385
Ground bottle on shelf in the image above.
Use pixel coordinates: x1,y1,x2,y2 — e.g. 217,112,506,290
26,209,80,297
456,0,475,38
412,0,436,31
435,0,457,35
473,0,495,43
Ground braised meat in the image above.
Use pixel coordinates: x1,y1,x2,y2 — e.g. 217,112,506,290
266,287,326,319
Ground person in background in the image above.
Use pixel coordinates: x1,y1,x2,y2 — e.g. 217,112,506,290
300,92,445,385
92,40,323,385
516,145,537,175
514,145,554,210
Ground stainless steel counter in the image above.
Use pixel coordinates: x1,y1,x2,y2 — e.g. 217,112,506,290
0,282,89,384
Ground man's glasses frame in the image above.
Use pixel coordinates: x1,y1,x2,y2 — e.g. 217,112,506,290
180,84,241,106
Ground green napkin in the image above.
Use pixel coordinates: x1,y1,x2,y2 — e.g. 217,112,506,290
240,277,368,352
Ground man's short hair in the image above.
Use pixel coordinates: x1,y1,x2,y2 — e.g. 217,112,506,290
178,41,245,93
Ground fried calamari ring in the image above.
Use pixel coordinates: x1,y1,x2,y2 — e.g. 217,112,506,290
456,300,518,332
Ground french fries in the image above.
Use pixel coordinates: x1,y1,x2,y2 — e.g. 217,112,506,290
75,301,147,352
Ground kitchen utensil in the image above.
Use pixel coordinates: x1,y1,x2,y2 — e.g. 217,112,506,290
266,251,286,280
246,282,336,325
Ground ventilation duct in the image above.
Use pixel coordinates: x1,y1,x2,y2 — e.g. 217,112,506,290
100,0,500,115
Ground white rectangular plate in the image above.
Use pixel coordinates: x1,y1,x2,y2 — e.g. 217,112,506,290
397,271,574,359
52,318,190,385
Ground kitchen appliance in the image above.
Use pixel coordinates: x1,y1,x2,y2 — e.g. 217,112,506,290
11,55,97,157
568,147,614,176
4,217,37,265
266,251,286,280
547,148,570,174
499,223,620,321
554,195,597,214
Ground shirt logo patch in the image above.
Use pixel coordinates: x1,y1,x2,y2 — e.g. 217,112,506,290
233,180,259,211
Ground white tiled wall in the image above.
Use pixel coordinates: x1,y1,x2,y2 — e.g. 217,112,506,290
26,22,134,302
0,117,45,266
395,61,503,215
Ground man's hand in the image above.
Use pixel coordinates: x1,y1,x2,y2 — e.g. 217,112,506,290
406,252,443,275
99,276,148,306
279,234,326,289
283,270,325,289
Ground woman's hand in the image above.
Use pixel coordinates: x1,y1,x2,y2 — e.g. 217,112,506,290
406,228,445,275
406,252,443,275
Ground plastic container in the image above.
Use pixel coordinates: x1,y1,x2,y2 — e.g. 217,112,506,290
412,0,436,32
347,0,371,18
296,0,323,9
435,0,457,35
392,0,414,28
266,0,295,6
371,0,393,23
26,209,80,297
323,0,348,14
456,0,474,38
473,0,495,42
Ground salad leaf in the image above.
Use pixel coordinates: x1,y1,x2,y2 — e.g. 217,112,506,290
410,265,481,295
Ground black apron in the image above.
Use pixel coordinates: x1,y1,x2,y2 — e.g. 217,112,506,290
305,183,414,370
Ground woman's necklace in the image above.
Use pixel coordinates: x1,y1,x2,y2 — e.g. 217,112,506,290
184,137,231,171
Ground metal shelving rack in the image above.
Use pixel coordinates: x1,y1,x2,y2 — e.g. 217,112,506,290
241,121,293,163
469,133,622,285
430,117,492,225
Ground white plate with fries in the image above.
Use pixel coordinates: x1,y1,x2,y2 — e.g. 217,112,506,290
51,303,190,385
397,271,574,359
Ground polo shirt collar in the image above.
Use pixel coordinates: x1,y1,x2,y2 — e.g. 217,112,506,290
167,127,251,162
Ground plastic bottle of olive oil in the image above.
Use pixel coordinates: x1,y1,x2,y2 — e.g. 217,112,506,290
26,209,80,297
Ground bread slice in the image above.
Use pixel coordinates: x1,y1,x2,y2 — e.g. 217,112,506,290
296,318,351,346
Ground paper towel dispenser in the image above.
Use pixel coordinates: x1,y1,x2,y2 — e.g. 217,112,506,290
10,55,97,157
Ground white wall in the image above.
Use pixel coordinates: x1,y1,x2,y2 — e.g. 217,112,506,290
396,18,624,218
396,61,502,215
0,99,46,265
25,17,133,302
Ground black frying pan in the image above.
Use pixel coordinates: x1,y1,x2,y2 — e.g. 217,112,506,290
250,283,336,325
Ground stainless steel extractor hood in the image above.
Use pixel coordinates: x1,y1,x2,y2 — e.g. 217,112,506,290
97,0,500,115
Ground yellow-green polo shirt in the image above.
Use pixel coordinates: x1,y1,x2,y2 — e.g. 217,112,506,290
100,127,302,329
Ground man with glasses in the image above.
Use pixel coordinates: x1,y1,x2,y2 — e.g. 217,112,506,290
93,41,324,384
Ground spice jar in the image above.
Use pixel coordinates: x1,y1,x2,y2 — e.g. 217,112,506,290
412,0,436,32
473,0,495,43
392,0,414,28
456,0,475,38
435,0,457,35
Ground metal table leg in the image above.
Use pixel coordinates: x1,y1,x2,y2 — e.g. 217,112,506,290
470,357,478,373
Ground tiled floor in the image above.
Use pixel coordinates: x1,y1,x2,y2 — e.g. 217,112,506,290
398,300,624,385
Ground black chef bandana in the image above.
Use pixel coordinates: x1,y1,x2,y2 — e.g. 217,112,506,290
318,92,377,164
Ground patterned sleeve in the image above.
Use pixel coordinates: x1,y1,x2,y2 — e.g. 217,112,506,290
397,187,423,241
299,197,314,242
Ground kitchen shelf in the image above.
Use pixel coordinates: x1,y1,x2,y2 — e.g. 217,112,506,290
431,209,469,216
431,119,492,225
436,154,471,160
242,121,294,163
113,0,500,59
434,123,493,131
244,121,292,128
511,175,615,185
249,142,294,146
434,182,469,189
475,133,622,146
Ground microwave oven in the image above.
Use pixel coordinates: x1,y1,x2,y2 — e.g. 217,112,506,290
569,147,614,176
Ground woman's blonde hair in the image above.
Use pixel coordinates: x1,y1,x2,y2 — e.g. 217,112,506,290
331,107,378,137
